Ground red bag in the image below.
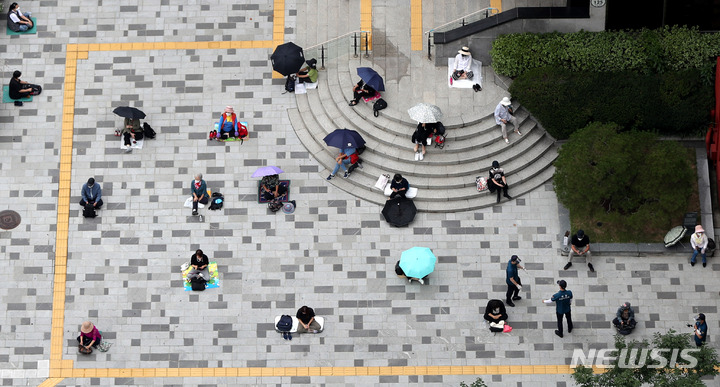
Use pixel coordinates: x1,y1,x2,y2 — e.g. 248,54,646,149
349,153,359,164
237,123,248,138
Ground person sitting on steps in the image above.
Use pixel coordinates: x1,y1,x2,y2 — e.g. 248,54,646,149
326,145,356,180
488,160,512,204
296,59,318,84
412,123,432,161
348,80,376,106
388,174,409,200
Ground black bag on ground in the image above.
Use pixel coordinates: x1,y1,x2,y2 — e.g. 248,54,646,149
356,145,366,155
285,76,295,93
373,98,387,117
190,277,206,291
208,193,224,211
268,199,283,212
276,315,293,332
143,122,156,139
30,84,42,96
83,203,97,218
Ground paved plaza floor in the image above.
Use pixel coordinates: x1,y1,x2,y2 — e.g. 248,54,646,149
0,0,719,386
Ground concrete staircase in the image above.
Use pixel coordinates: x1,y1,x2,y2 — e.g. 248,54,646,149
287,57,557,213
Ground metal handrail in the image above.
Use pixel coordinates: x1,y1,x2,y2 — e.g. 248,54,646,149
303,30,371,69
424,7,499,60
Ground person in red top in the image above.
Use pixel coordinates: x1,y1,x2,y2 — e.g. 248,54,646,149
77,321,102,351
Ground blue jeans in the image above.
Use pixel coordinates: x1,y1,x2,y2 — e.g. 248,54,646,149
691,249,707,264
17,12,31,31
331,159,351,175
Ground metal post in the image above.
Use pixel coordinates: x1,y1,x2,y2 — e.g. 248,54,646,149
427,32,432,61
320,45,326,70
461,19,466,26
364,32,369,58
353,33,358,58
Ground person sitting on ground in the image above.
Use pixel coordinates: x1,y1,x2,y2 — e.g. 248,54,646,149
217,106,240,141
488,160,512,204
612,302,637,334
296,59,318,84
690,224,709,267
79,177,103,210
191,173,208,216
296,305,322,333
451,46,473,81
483,299,509,327
348,80,376,106
412,123,433,161
260,174,287,201
8,70,33,102
187,249,210,281
494,97,519,144
326,144,356,180
394,261,426,284
389,174,409,200
565,229,594,272
77,321,102,352
120,117,142,153
7,3,33,32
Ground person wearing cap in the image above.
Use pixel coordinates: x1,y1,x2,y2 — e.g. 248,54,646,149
565,230,594,272
505,255,524,307
694,313,707,347
187,249,210,281
326,144,356,180
296,58,318,84
550,280,573,338
77,321,102,351
79,177,103,209
216,106,240,141
494,97,520,144
488,160,512,204
612,302,636,334
451,46,474,81
690,225,709,267
348,79,377,106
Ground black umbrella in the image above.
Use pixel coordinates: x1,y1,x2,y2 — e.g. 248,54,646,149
113,106,146,119
381,198,417,227
271,42,305,76
323,128,366,149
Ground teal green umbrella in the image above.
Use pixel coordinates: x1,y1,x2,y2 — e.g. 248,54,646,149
399,247,436,278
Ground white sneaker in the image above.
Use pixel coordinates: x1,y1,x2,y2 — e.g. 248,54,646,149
419,279,425,285
419,153,424,161
504,138,509,144
414,152,420,161
408,278,412,283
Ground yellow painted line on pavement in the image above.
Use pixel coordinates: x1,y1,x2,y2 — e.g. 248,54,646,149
491,0,502,12
361,0,372,50
272,0,286,78
410,0,423,51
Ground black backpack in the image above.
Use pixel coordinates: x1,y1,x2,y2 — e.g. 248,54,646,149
373,98,387,117
208,193,224,210
190,277,206,291
276,315,293,332
268,199,283,212
285,76,295,93
143,122,156,139
83,203,97,218
356,145,366,155
30,84,42,96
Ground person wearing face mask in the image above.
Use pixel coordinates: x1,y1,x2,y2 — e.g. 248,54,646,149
451,46,473,83
690,225,709,267
190,173,208,216
217,106,239,141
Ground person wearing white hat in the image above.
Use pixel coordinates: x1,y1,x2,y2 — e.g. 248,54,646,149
451,46,474,82
690,224,709,267
494,97,520,144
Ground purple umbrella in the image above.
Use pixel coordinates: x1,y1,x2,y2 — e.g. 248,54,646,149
251,166,284,178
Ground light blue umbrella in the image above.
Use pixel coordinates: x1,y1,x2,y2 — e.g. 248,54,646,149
399,247,436,278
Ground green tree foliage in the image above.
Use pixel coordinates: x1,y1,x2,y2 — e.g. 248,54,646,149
553,123,693,235
573,330,719,387
491,26,720,83
460,377,488,387
509,67,712,139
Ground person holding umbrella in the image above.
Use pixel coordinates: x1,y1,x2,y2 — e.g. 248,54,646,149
322,129,365,180
349,67,384,106
296,59,318,84
348,80,376,107
113,106,146,153
398,247,436,285
326,144,356,180
260,174,287,201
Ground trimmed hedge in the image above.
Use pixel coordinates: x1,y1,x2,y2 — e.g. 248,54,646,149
508,67,713,139
491,26,720,83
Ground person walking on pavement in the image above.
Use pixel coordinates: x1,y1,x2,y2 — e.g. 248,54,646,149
550,280,573,338
494,97,520,144
693,313,708,347
564,229,594,272
690,225,709,267
505,255,523,307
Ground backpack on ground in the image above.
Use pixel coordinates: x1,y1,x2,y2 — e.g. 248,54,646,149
276,315,293,332
373,98,387,117
83,203,97,218
268,199,283,212
143,122,156,139
285,76,295,93
190,277,206,291
30,84,42,96
208,193,224,211
237,122,249,141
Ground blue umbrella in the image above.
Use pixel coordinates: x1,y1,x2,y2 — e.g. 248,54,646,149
357,67,385,91
323,128,366,149
399,247,436,278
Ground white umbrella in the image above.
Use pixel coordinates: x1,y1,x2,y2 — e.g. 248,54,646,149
408,103,443,123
